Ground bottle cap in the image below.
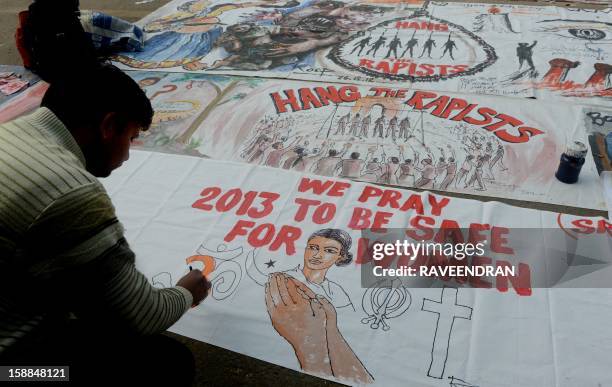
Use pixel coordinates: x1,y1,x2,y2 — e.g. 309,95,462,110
565,141,587,159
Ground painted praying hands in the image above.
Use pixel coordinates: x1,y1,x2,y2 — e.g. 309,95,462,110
265,273,373,384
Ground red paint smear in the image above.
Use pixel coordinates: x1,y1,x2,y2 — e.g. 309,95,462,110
535,79,612,98
531,136,558,184
505,135,557,187
504,145,527,185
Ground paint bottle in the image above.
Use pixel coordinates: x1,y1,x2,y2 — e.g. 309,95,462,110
555,141,587,184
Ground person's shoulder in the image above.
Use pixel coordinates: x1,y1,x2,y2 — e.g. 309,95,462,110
326,279,353,308
326,279,350,298
0,113,101,207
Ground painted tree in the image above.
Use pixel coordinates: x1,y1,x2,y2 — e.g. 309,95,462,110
175,74,263,144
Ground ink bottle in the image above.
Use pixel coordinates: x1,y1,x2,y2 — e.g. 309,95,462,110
555,141,587,184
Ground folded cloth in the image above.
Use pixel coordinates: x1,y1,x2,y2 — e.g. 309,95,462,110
79,10,144,52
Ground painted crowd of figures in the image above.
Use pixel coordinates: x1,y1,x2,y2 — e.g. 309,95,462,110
241,115,508,193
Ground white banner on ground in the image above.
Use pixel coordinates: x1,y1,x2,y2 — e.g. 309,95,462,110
127,71,606,210
114,0,612,104
101,150,612,387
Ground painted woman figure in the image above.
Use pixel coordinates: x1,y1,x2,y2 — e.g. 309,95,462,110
265,229,372,384
284,228,354,310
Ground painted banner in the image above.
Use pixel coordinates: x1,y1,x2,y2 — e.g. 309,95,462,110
0,65,40,106
1,69,604,209
0,81,48,125
127,70,606,210
101,149,612,387
113,0,612,103
0,66,44,123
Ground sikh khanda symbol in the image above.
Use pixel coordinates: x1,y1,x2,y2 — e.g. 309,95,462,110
361,279,412,331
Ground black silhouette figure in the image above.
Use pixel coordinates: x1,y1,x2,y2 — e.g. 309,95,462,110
419,32,436,59
351,34,372,56
517,41,537,71
366,33,387,57
400,30,419,58
385,33,403,58
440,33,457,60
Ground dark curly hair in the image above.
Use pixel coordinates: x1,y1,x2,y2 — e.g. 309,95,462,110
308,229,353,266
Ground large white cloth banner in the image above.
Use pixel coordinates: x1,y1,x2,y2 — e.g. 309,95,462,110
101,150,612,387
114,0,612,104
127,71,606,210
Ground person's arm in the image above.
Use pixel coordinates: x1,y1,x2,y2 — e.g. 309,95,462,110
290,278,373,384
265,274,332,375
26,183,209,335
262,146,275,165
360,151,374,175
309,142,328,160
283,136,302,153
281,140,305,164
310,159,321,173
322,299,374,384
425,146,434,161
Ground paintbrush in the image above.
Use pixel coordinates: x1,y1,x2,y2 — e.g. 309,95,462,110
588,132,612,175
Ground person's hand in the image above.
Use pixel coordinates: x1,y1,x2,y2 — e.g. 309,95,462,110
177,269,211,307
290,278,338,331
265,273,331,372
265,273,328,344
316,295,338,339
